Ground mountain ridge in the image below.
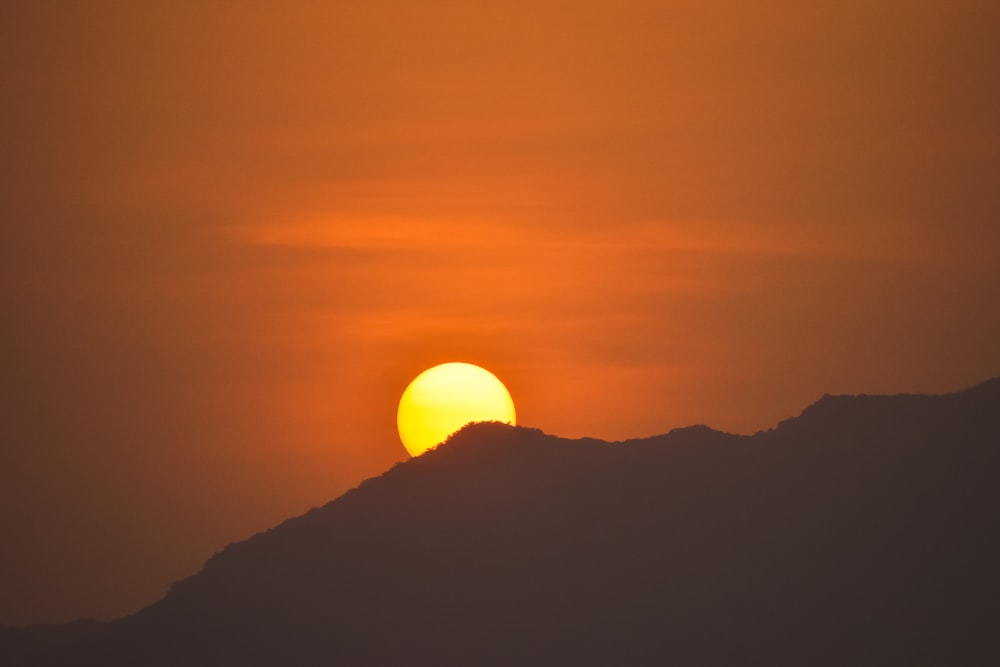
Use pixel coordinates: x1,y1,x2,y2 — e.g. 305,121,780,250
5,377,999,665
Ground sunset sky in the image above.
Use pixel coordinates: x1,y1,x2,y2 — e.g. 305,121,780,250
2,0,998,625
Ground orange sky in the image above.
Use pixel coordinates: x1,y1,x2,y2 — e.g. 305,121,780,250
2,0,998,625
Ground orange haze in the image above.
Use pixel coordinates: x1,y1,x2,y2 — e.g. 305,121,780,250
1,0,998,624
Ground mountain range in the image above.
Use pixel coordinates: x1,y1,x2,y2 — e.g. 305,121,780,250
4,378,999,665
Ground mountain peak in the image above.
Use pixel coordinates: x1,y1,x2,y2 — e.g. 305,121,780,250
430,420,546,453
771,377,1000,440
7,378,999,666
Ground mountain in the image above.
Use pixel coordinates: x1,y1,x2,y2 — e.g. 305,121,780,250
7,378,1000,666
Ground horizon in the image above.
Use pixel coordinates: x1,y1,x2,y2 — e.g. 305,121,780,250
3,0,999,627
5,375,998,630
6,378,997,665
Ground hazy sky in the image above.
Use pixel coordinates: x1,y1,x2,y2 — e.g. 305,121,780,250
2,0,998,625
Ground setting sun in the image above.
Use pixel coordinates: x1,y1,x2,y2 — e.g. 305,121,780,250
397,363,516,457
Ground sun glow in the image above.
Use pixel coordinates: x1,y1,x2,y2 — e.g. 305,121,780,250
397,363,516,457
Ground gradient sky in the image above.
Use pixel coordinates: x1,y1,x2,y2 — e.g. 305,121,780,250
2,0,998,625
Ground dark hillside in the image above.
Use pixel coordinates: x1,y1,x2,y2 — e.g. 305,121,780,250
11,378,1000,666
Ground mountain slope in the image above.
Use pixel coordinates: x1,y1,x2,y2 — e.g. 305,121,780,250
12,379,1000,666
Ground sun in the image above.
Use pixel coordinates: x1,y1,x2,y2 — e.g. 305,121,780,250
397,362,516,456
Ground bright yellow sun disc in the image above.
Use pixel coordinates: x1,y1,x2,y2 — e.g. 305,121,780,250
397,362,516,457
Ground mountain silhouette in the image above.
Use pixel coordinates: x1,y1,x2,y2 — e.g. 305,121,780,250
5,378,999,666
